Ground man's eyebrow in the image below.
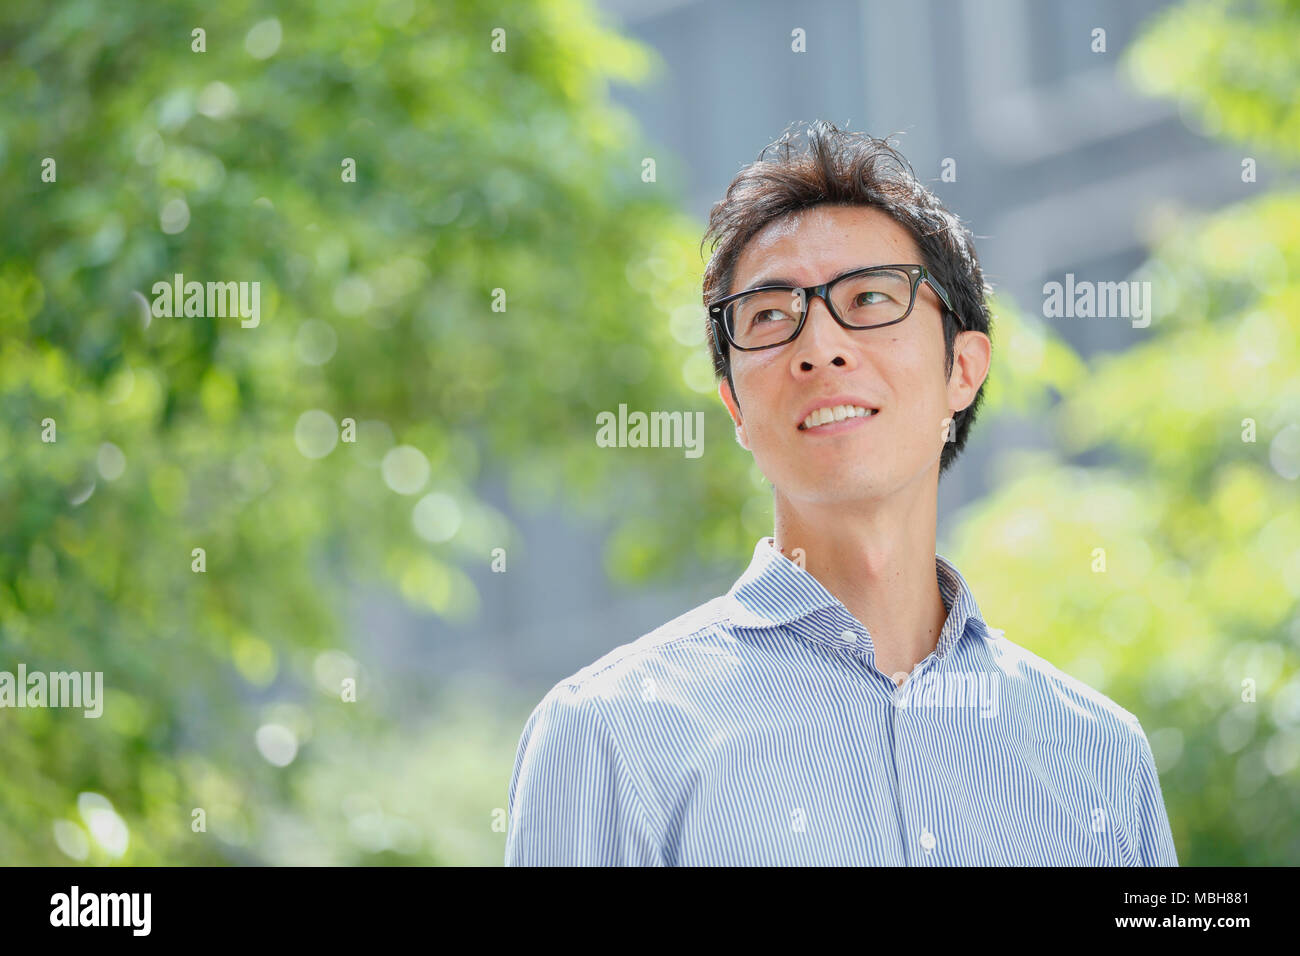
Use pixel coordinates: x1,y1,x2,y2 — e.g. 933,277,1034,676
741,264,884,293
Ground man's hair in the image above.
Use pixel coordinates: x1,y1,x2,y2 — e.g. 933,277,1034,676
699,121,992,476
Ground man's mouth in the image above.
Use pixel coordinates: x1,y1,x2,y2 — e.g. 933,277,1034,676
797,405,878,431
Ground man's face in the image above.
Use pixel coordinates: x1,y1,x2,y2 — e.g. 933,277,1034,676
718,203,978,508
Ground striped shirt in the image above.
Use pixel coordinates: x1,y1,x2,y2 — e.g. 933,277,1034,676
505,536,1178,866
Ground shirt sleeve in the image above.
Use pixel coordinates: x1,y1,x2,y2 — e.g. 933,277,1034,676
505,684,665,866
1131,721,1179,866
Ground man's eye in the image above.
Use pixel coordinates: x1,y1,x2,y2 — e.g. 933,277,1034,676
753,309,792,325
855,291,889,306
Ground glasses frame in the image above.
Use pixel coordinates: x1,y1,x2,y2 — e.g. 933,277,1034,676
707,263,964,354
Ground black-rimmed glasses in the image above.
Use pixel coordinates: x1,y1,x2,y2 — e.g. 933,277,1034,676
707,263,963,352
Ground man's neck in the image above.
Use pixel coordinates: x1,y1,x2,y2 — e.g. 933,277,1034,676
771,484,948,685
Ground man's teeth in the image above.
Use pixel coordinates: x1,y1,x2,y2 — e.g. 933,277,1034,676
800,405,877,430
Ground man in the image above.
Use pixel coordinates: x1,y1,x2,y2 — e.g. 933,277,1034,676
505,122,1178,866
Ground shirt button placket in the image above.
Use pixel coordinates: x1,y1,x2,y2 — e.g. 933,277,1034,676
840,627,890,697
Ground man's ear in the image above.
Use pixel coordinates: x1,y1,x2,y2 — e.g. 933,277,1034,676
946,328,992,416
718,377,750,451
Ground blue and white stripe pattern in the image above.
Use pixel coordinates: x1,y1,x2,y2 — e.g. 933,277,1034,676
505,536,1178,866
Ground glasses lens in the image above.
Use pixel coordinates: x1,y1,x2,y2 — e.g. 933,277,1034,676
728,288,805,349
830,268,913,327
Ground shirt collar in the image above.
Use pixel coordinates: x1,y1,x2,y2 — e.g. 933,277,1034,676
725,536,993,657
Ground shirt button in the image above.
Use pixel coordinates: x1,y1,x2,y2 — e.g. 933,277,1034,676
839,629,856,643
920,828,936,852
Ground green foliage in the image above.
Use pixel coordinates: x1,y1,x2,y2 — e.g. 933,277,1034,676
0,0,724,863
1122,0,1300,161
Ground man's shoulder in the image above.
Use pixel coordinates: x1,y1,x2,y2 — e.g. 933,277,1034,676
547,594,739,700
512,593,743,804
983,626,1144,735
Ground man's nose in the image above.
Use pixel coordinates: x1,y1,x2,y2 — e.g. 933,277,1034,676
792,294,852,368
